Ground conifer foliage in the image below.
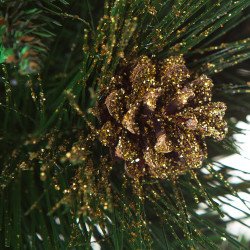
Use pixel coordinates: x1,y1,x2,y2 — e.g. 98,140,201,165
0,1,250,249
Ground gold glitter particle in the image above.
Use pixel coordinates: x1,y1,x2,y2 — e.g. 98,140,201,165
29,152,38,160
40,172,46,181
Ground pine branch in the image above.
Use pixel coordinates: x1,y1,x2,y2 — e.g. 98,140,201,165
0,1,250,249
0,0,66,74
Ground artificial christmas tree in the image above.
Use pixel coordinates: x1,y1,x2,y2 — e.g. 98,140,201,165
0,0,250,249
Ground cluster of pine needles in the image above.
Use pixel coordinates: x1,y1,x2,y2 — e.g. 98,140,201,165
0,0,250,249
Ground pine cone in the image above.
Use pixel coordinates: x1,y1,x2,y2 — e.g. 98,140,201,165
97,55,227,179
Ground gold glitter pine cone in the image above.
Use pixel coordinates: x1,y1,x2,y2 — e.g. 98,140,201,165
97,55,228,179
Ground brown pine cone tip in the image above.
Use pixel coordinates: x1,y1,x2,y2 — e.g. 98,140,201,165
97,55,228,179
